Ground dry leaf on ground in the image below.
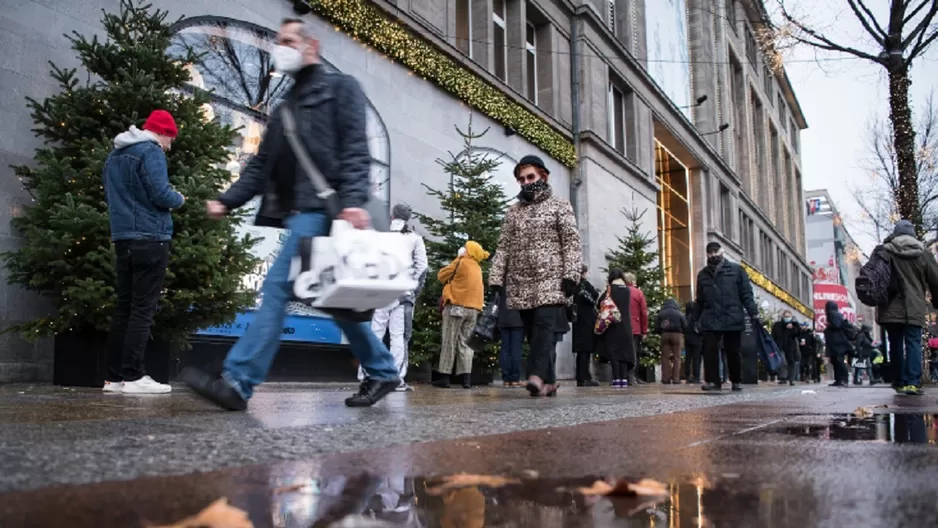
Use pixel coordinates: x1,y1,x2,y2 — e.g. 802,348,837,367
272,483,310,494
425,473,521,495
148,498,253,528
577,478,668,497
854,404,888,418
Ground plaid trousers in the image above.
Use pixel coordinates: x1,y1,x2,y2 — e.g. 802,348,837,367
438,304,478,375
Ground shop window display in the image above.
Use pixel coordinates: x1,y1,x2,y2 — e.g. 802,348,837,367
168,17,391,328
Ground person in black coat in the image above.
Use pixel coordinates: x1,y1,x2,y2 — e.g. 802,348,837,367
854,323,875,385
798,322,819,383
771,310,801,386
572,265,600,386
655,298,686,384
595,268,635,387
497,288,524,387
693,242,759,392
823,300,853,387
683,301,703,383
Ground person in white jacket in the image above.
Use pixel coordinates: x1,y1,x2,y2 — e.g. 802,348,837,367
359,204,428,391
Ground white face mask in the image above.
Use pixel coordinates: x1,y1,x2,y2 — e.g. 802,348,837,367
271,44,305,75
390,219,406,232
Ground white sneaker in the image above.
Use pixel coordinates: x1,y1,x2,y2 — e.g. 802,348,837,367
394,382,414,392
122,375,172,394
102,381,124,393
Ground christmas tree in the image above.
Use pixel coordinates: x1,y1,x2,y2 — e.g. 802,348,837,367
604,206,671,367
409,117,510,371
1,0,258,348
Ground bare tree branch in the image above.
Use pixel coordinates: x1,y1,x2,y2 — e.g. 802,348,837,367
847,0,889,43
905,0,933,25
902,0,938,51
772,1,884,62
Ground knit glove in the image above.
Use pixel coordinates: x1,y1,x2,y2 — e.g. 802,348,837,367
562,279,577,297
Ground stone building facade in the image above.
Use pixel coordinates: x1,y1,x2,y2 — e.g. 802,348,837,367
0,0,813,382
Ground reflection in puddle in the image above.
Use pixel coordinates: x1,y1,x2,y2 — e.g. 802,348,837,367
267,474,817,527
777,414,938,444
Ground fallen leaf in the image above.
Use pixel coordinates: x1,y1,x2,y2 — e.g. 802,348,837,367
425,473,521,495
148,498,253,528
272,483,310,494
576,478,669,497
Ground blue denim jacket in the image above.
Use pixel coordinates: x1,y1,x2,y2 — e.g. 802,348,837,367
103,127,184,241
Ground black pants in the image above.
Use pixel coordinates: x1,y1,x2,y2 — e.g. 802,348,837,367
703,331,741,385
575,351,592,382
685,341,702,381
800,354,814,382
611,360,628,380
520,306,559,384
780,347,799,381
830,353,849,384
107,240,170,382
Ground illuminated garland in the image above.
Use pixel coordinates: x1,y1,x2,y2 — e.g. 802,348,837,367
302,0,577,167
741,262,813,318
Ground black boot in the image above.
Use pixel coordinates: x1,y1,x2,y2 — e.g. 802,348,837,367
462,373,472,389
432,373,450,388
576,379,600,387
180,367,247,411
732,383,743,392
701,383,722,392
346,378,401,407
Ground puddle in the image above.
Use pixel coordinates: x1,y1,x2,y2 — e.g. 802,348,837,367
777,413,938,444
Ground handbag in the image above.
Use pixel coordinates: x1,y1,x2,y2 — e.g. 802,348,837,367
755,323,787,372
282,108,415,321
594,286,622,335
467,292,501,352
438,259,462,314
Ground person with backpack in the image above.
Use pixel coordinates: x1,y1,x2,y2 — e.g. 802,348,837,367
853,323,876,385
655,298,686,384
798,322,819,383
824,301,853,387
865,220,938,395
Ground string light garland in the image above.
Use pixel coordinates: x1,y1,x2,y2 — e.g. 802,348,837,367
740,261,813,318
301,0,577,168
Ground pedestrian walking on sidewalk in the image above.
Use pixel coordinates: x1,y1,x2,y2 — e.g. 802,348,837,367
874,220,938,396
358,204,427,391
489,155,582,397
595,269,636,388
824,301,852,387
181,18,401,410
693,242,759,392
497,286,524,387
683,301,703,384
799,322,819,383
655,298,685,384
434,241,488,389
573,265,601,387
624,272,648,385
102,110,184,395
771,311,801,386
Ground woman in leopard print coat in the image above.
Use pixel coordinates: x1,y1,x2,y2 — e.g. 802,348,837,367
490,155,582,397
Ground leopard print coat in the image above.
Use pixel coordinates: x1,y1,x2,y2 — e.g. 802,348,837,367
489,184,582,310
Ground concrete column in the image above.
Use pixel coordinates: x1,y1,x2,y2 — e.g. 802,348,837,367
687,0,718,134
506,0,525,94
472,0,492,70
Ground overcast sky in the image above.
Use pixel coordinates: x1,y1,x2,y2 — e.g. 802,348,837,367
780,3,938,255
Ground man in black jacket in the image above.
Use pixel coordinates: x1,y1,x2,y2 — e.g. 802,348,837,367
693,242,759,392
799,322,819,383
182,18,399,411
771,310,801,386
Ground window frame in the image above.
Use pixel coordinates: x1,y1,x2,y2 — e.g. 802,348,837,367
455,0,473,58
525,21,538,104
493,0,508,82
608,81,627,156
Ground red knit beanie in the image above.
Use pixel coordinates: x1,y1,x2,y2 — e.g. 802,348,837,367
142,110,178,139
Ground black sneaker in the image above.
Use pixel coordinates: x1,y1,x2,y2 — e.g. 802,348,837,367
346,378,401,407
789,380,795,386
180,367,247,411
732,383,742,392
701,383,722,392
432,374,451,389
462,373,472,389
576,379,600,387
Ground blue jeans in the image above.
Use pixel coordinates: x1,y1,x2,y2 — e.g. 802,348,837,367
223,213,399,399
884,324,923,387
499,328,523,382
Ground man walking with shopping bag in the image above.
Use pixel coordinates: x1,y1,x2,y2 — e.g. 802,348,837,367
182,18,400,410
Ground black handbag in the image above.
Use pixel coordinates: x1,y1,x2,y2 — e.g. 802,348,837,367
282,107,391,322
467,292,501,352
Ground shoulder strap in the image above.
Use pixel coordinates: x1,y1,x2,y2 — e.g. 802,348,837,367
445,259,462,286
280,107,341,218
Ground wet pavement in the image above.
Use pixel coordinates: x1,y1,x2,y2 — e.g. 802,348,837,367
0,382,936,526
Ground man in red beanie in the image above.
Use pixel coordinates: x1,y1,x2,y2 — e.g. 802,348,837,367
101,109,185,395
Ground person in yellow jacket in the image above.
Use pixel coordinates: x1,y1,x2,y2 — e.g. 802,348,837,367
434,241,489,389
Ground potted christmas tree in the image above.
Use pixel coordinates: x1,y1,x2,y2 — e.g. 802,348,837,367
1,0,258,386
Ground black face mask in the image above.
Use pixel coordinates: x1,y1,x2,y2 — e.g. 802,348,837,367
520,179,548,201
707,255,723,267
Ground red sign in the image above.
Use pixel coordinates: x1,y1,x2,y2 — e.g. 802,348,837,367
813,282,856,331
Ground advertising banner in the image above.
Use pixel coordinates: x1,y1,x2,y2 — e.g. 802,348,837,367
813,282,856,331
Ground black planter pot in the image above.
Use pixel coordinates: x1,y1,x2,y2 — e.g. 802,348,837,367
53,331,176,387
638,364,657,382
406,362,432,384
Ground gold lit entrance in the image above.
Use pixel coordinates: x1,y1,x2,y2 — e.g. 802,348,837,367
655,141,694,302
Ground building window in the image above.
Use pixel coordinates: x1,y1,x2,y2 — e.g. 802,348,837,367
729,53,745,176
777,248,786,286
493,0,507,82
778,93,787,132
525,22,537,104
607,0,616,33
725,0,737,34
656,141,694,302
720,183,732,235
739,211,754,262
608,81,628,155
745,25,757,66
764,66,773,98
751,92,765,195
790,262,799,295
168,17,391,317
790,120,799,153
455,0,472,57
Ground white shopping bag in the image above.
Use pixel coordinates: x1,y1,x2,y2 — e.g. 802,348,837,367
288,220,418,312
